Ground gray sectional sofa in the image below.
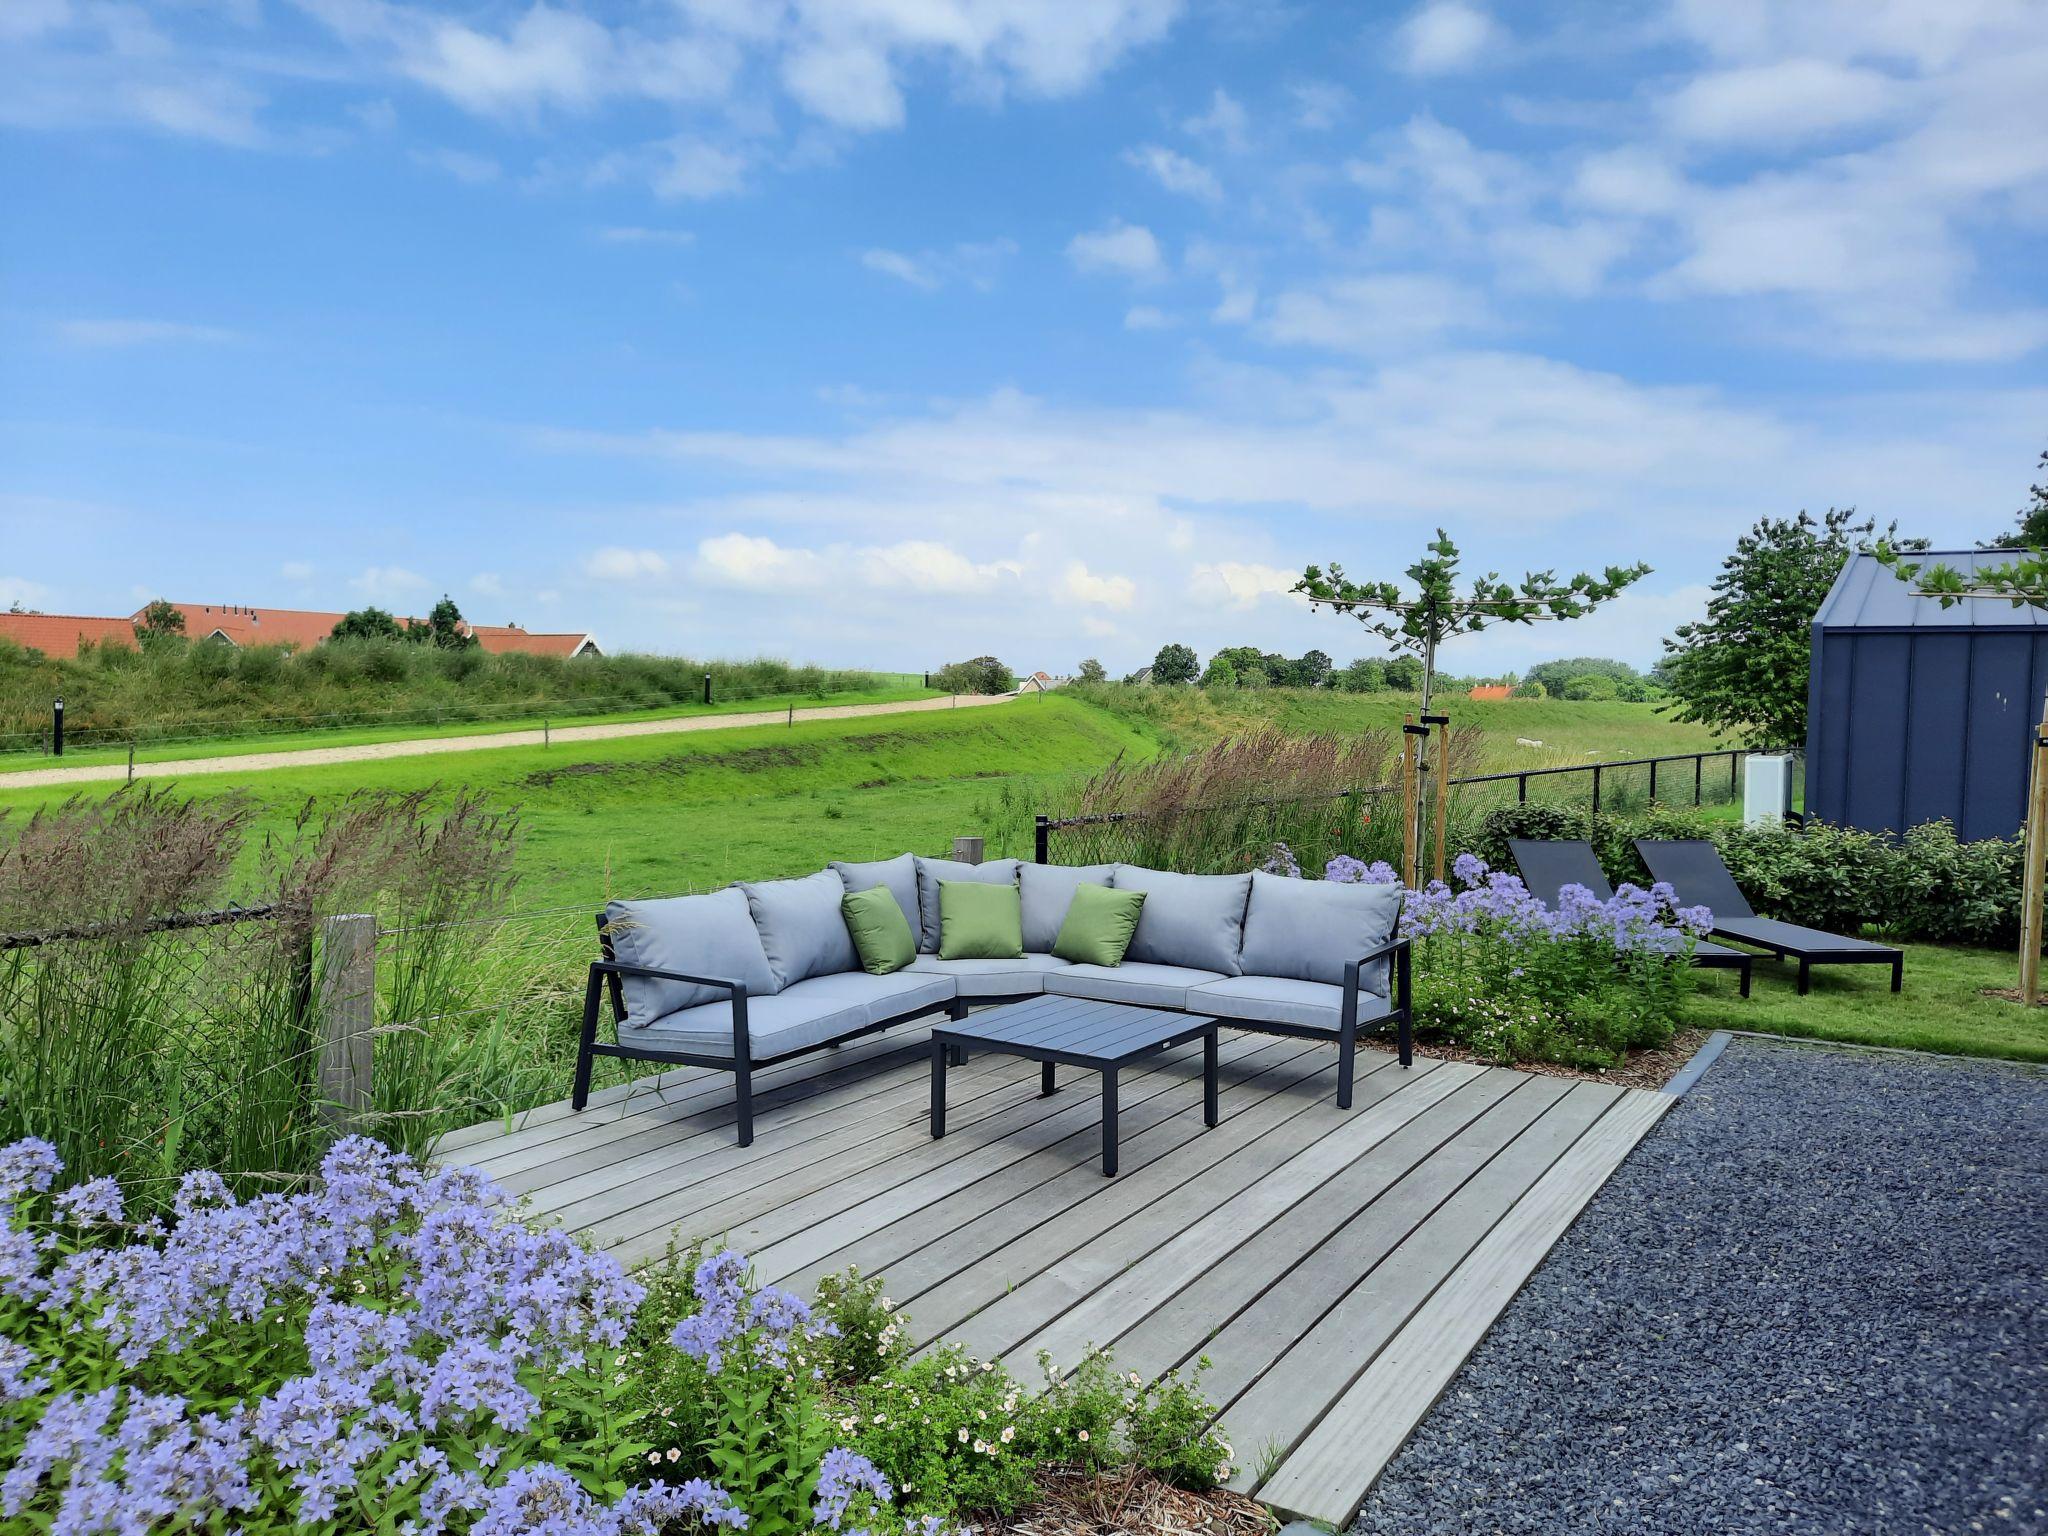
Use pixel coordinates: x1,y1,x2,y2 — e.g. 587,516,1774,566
578,854,1411,1145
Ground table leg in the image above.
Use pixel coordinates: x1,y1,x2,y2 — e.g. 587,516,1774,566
1203,1029,1218,1127
1100,1067,1119,1177
930,1039,947,1140
1041,1060,1056,1097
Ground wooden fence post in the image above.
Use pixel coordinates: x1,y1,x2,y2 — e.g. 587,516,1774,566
2020,698,2048,1004
1398,717,1421,888
317,913,376,1132
951,835,985,865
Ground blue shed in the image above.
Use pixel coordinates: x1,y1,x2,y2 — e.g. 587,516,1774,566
1806,550,2048,841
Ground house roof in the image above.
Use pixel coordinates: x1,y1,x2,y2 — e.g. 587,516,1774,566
1468,684,1513,700
1815,551,2048,632
136,603,348,649
0,613,139,657
470,626,597,657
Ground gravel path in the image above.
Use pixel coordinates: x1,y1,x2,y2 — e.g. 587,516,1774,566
0,691,1016,789
1350,1038,2047,1536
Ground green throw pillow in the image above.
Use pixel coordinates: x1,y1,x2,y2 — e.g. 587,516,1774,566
938,880,1024,960
1052,884,1146,967
842,886,915,975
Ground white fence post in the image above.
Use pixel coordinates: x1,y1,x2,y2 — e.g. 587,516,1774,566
317,913,376,1132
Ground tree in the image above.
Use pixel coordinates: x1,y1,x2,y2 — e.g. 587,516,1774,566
1335,657,1386,693
1664,507,1900,745
1297,530,1649,718
416,594,478,650
133,599,186,643
933,656,1015,694
1992,448,2048,549
1383,655,1424,691
1562,673,1618,701
1076,657,1107,683
1524,656,1641,696
331,607,405,642
1150,643,1199,686
1513,679,1548,699
1296,649,1334,689
1201,656,1238,689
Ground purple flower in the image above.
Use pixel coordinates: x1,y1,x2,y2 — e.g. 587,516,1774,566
0,1138,60,1202
54,1177,124,1228
813,1448,892,1530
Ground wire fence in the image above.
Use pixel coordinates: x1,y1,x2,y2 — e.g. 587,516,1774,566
0,676,934,760
1036,746,1797,873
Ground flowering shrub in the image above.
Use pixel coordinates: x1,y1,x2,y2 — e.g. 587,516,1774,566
3,1139,1237,1534
1325,851,1708,1066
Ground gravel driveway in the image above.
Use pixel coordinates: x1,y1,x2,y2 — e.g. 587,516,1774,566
1350,1038,2046,1536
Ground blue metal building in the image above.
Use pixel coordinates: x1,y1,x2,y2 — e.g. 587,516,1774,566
1806,550,2048,841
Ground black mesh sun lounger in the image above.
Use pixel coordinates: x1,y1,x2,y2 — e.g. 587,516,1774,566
1634,839,1903,996
1507,838,1755,998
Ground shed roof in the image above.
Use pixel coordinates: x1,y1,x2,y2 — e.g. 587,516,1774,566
1814,550,2048,632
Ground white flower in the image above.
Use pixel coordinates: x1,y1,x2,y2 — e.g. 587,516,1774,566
958,1428,969,1443
1078,1430,1090,1443
999,1426,1015,1443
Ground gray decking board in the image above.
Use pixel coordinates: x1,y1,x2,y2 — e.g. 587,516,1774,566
435,1023,1667,1529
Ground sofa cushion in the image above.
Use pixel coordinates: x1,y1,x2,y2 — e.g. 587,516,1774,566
1045,961,1225,1009
908,952,1071,998
832,854,920,935
842,885,916,975
1110,866,1252,976
1019,862,1117,952
741,871,861,988
1239,872,1405,994
632,970,954,1058
1051,884,1146,967
1189,974,1392,1033
939,880,1025,960
913,857,1020,952
602,888,780,1027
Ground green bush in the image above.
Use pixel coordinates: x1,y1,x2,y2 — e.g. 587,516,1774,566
933,656,1015,694
1561,673,1618,701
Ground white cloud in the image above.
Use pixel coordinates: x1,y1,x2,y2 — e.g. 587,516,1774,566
281,561,316,582
862,249,939,290
695,533,823,589
1124,143,1220,201
470,572,505,596
1291,80,1348,131
0,575,52,609
1262,274,1490,354
1060,562,1136,609
1182,88,1248,152
1660,58,1905,145
411,146,500,183
351,565,430,605
584,546,671,580
1394,2,1500,75
857,541,1021,592
54,318,242,349
781,41,902,130
1188,562,1297,610
1124,305,1176,330
1066,220,1165,280
860,240,1016,292
647,139,749,199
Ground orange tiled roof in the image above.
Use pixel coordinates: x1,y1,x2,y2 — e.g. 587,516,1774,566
136,604,349,650
1469,684,1514,700
0,613,139,657
470,626,597,658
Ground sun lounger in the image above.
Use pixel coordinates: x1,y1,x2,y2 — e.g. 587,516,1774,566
1633,839,1903,995
1507,838,1754,997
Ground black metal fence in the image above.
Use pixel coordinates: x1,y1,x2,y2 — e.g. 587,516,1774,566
1035,745,1796,871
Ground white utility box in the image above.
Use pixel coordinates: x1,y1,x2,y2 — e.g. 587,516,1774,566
1744,754,1794,826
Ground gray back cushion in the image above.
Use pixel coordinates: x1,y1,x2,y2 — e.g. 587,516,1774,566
1019,862,1117,953
832,854,920,935
603,887,780,1027
1239,871,1405,993
741,870,861,988
913,857,1020,952
1111,866,1252,976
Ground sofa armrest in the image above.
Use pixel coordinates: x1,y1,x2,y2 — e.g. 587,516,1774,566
588,961,752,1060
1341,935,1412,1020
591,959,748,997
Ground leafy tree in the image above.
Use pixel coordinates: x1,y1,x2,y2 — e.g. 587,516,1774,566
1150,642,1199,685
331,607,405,642
1076,657,1107,683
1562,673,1618,701
416,594,478,650
133,599,186,644
1206,645,1267,684
1513,679,1548,699
1335,657,1386,693
1296,649,1334,689
1297,530,1649,715
933,656,1015,694
1383,655,1424,691
1991,448,2048,549
1664,507,1901,745
1201,656,1238,689
1524,657,1640,695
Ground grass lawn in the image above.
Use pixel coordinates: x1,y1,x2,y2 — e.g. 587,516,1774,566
1682,942,2046,1063
3,682,939,770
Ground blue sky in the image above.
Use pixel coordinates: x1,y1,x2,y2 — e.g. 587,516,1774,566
3,0,2045,675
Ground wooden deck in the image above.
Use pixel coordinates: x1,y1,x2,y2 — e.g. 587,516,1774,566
436,1021,1670,1525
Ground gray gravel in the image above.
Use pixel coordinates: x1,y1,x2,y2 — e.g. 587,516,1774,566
1349,1038,2047,1536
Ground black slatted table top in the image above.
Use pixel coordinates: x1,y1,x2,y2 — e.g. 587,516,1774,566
931,994,1214,1064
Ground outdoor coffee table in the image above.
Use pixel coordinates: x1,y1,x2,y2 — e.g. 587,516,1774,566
929,995,1218,1177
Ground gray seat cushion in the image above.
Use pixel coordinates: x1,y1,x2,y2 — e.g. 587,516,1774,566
633,970,955,1059
1046,961,1225,1009
1110,866,1252,975
1190,974,1393,1033
1018,862,1116,953
913,857,1020,952
603,888,780,1027
908,951,1072,998
1239,871,1405,994
832,854,920,935
741,870,861,988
